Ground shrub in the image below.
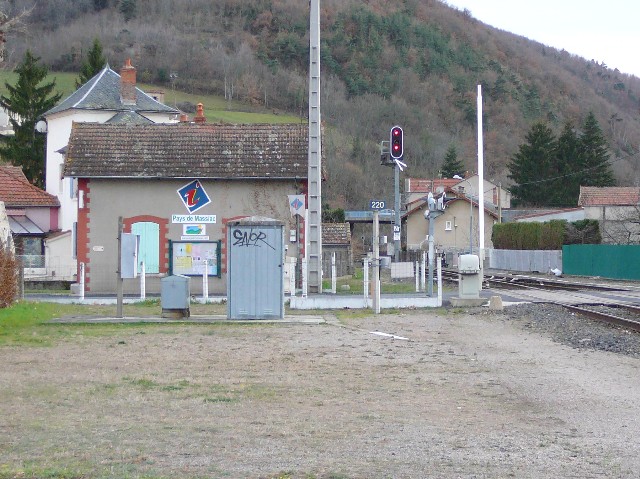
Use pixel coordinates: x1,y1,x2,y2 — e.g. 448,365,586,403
492,219,601,250
0,239,18,308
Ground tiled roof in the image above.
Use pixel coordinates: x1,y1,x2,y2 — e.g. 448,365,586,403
44,65,179,116
0,166,60,207
406,178,460,193
578,186,640,206
322,223,351,245
64,122,309,179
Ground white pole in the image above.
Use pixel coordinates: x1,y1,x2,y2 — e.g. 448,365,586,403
477,84,485,290
202,260,208,302
290,258,297,297
301,257,308,298
421,250,426,291
415,260,419,292
331,252,336,294
363,257,369,303
79,262,85,300
140,261,145,300
373,211,380,314
437,254,443,307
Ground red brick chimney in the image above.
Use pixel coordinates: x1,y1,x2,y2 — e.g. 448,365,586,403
179,113,189,123
120,58,137,106
194,103,206,123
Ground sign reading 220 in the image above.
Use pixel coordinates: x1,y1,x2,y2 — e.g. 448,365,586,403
177,180,211,214
369,200,386,210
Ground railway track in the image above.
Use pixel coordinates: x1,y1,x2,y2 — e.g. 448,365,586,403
442,269,640,333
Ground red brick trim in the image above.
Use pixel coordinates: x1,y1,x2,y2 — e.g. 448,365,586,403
221,216,248,274
123,215,170,274
77,179,91,290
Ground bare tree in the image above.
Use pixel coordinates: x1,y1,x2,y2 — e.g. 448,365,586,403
0,5,34,65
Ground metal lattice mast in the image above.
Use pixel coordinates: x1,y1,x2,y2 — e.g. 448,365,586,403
307,0,322,293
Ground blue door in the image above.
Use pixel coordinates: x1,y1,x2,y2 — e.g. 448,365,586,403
132,222,160,274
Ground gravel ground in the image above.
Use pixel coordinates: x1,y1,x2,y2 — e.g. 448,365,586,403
504,302,640,358
1,302,640,478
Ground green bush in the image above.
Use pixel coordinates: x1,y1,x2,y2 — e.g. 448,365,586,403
492,219,600,250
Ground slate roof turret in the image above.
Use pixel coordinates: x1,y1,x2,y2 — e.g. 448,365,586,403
44,63,179,117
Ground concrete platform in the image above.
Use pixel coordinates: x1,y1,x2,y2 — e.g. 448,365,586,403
449,296,488,307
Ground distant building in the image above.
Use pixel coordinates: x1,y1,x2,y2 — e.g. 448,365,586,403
0,166,60,274
322,223,353,277
579,186,640,244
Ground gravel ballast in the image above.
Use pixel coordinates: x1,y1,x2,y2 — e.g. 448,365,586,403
1,302,640,478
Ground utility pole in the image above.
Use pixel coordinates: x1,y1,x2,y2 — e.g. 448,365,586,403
307,0,322,293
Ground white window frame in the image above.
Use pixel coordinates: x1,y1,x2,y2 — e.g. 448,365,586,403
445,220,452,231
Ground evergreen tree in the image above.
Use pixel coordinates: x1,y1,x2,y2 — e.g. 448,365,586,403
119,0,137,22
75,38,107,88
440,145,465,178
507,122,557,207
0,51,62,188
553,121,581,206
577,112,616,187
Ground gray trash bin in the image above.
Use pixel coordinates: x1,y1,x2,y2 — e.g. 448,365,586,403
161,275,190,318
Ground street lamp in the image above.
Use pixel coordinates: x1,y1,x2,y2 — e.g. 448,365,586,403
453,175,473,254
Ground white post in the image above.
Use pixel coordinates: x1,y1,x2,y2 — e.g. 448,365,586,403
140,261,145,300
415,260,419,292
421,251,426,291
79,262,85,300
477,84,485,290
290,258,297,297
437,254,443,307
202,260,208,303
373,211,380,314
363,257,369,302
331,252,336,294
301,257,308,298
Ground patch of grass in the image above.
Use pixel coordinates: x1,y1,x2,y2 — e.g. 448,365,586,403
322,268,446,295
0,463,90,479
124,377,161,389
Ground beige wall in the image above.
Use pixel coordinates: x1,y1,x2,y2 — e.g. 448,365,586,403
406,199,495,253
83,178,302,294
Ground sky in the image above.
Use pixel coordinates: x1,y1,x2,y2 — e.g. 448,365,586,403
443,1,640,78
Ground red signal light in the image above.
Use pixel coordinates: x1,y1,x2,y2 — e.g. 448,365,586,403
390,126,403,159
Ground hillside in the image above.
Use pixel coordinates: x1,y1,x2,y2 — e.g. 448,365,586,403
4,0,640,209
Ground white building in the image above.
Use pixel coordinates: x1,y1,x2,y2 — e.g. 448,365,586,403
42,59,179,273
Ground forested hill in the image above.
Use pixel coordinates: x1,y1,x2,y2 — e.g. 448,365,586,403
6,0,640,209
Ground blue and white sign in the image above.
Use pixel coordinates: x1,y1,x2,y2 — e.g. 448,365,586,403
177,180,211,214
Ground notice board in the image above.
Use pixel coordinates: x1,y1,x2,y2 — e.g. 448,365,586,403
169,241,221,277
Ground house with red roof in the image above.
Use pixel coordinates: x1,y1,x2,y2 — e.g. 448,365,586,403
0,165,60,274
578,186,640,244
402,175,507,253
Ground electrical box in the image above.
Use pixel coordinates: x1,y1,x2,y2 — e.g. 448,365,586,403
120,233,138,279
161,275,190,318
458,254,481,299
